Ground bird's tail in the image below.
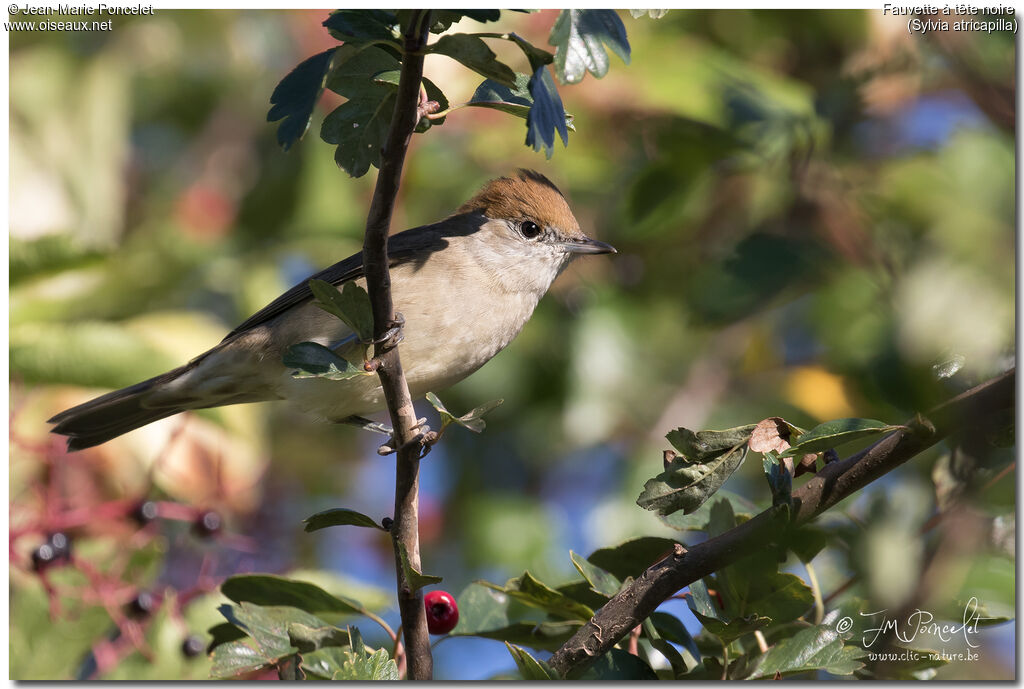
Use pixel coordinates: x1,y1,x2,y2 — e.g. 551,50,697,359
48,365,195,451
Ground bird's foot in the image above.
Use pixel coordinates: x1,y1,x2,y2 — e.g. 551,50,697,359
376,418,437,458
368,312,405,352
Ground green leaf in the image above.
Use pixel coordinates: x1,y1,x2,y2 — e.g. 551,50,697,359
505,642,560,680
425,392,503,433
323,94,395,177
659,489,759,531
587,536,680,581
303,645,399,681
784,525,830,563
221,574,366,617
217,603,307,661
782,418,904,456
641,616,691,676
505,31,555,70
480,571,594,621
549,9,631,85
304,507,385,532
206,621,246,652
287,622,350,653
320,46,401,177
525,66,569,159
650,611,701,663
396,542,442,593
637,443,750,516
283,342,370,380
579,648,658,680
322,10,398,44
746,624,866,678
430,34,517,87
448,582,581,651
210,640,268,679
666,424,758,462
569,550,621,598
468,74,533,118
348,626,366,658
267,49,337,151
686,580,771,643
308,279,374,343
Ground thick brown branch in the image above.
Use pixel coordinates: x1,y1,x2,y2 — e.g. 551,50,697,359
360,8,433,681
549,368,1015,677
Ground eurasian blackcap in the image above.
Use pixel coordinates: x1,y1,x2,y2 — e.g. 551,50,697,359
49,169,615,450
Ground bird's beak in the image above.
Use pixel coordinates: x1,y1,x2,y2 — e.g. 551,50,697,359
562,236,617,255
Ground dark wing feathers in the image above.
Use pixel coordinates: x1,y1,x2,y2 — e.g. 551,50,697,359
222,218,484,341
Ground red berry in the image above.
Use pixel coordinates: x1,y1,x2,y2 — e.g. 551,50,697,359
423,590,459,634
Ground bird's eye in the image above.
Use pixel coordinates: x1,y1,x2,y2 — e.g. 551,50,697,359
520,221,542,239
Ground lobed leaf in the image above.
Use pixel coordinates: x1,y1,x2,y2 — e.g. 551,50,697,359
549,9,630,85
659,489,759,532
283,341,370,381
322,10,398,44
308,279,374,343
430,34,517,87
745,624,866,678
525,65,570,158
637,442,750,516
666,424,757,462
267,49,337,152
210,640,268,679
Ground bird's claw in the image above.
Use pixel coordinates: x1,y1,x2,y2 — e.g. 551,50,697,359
370,312,405,352
377,419,436,458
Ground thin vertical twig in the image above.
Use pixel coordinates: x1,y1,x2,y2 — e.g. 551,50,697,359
359,8,434,681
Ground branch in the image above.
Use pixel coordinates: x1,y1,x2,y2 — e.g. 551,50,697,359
360,8,433,681
548,368,1015,677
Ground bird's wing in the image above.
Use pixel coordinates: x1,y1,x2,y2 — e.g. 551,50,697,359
221,216,484,341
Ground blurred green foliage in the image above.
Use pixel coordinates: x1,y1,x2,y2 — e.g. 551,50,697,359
9,9,1014,680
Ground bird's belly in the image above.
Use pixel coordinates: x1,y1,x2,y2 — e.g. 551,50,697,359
273,284,536,421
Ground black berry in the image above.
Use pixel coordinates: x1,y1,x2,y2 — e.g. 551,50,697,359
127,591,156,618
131,500,159,525
182,635,206,658
192,510,222,538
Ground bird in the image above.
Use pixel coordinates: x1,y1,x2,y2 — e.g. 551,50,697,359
49,169,616,451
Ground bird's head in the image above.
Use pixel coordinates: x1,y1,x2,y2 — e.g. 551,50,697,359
456,170,616,282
